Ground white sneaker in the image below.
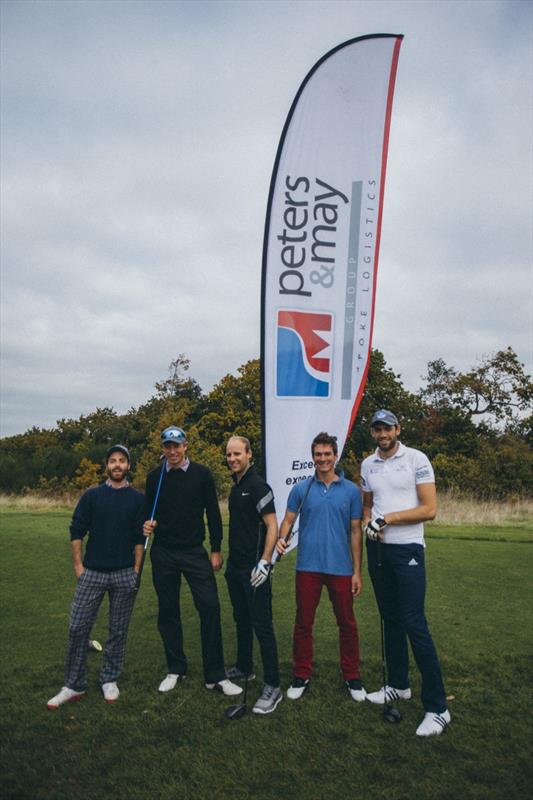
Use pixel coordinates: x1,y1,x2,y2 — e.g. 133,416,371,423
366,685,412,704
205,678,243,696
158,673,186,693
287,678,310,700
46,686,85,710
345,680,367,702
416,709,451,736
102,682,120,703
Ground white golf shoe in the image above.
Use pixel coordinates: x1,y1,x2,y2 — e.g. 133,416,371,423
158,673,186,693
205,678,243,696
287,678,310,700
46,686,85,710
102,682,120,703
366,685,412,704
345,679,367,702
416,709,451,736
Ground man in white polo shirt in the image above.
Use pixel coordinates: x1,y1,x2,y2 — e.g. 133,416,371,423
360,410,450,737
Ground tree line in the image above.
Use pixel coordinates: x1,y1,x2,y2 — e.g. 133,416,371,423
1,348,531,499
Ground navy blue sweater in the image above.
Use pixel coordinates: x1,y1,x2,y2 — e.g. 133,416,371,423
70,483,145,571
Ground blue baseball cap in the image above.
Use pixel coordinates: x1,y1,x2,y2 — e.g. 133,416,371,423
161,426,187,444
370,410,399,428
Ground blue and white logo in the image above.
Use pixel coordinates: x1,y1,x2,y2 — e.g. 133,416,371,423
276,310,333,398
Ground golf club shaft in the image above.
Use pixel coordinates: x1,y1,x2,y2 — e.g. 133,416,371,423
274,472,315,563
136,459,166,588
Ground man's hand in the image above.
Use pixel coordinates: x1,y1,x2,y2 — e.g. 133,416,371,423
74,563,85,579
250,559,270,588
143,520,157,537
364,517,386,541
351,572,362,597
275,537,289,557
211,552,223,571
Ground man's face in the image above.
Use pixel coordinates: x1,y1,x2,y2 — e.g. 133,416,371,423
163,441,187,468
370,423,400,452
312,444,337,474
106,452,130,482
226,439,252,477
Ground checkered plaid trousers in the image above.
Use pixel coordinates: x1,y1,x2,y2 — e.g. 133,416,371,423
64,567,138,691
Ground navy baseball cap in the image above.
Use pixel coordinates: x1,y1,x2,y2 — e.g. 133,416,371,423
161,426,187,444
105,444,131,463
370,410,399,427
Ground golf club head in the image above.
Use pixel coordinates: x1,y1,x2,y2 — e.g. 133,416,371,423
224,703,247,720
383,705,402,724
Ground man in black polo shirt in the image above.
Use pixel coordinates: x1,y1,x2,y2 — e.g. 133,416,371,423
143,426,241,697
225,436,282,714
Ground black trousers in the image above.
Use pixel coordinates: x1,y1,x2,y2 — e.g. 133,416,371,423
225,562,280,687
151,545,226,684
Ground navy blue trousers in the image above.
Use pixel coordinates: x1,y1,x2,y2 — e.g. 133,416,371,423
366,540,447,713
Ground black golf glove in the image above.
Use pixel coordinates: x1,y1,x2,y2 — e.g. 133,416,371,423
364,517,387,541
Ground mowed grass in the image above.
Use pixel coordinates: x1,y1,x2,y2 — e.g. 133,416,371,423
0,511,532,800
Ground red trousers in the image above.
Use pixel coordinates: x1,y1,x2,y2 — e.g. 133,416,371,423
293,571,361,681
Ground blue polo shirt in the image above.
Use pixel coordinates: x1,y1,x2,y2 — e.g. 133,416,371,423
287,472,362,575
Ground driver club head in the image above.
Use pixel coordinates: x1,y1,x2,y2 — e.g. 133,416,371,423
383,705,402,724
224,703,247,720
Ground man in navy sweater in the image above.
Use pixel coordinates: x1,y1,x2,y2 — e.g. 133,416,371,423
47,445,145,709
143,426,241,697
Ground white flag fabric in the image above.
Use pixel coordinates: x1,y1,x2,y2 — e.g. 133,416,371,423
261,34,403,549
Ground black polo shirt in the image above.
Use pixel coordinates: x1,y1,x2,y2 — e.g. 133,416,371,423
228,465,276,569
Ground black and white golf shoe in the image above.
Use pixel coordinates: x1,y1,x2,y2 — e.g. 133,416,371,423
366,685,411,704
287,677,310,700
416,709,451,736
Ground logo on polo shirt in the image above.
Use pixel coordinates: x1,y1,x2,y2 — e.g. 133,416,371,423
276,309,333,397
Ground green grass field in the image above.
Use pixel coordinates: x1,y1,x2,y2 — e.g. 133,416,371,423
1,510,532,800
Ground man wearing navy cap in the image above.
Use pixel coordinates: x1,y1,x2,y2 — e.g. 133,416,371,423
47,445,145,709
360,410,450,737
143,426,241,697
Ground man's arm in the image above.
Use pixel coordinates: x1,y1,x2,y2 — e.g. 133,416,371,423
383,483,437,526
362,490,373,526
275,509,297,555
71,539,84,578
260,512,278,562
201,469,224,570
133,543,144,573
350,518,363,596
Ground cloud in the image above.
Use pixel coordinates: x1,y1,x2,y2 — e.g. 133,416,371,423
1,0,531,435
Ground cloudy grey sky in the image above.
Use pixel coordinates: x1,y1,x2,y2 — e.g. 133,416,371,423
1,0,531,436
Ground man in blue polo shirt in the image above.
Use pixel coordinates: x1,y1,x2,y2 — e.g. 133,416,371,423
276,432,366,702
47,445,145,709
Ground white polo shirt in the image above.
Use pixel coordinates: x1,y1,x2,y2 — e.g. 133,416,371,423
360,442,435,546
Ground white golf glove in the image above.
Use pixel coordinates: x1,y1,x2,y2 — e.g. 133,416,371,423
250,559,271,588
364,517,387,541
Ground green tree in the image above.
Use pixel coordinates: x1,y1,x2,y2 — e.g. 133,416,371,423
421,348,532,427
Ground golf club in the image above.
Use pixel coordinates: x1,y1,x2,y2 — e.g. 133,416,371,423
377,540,402,724
225,589,255,720
273,471,315,563
135,458,166,590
